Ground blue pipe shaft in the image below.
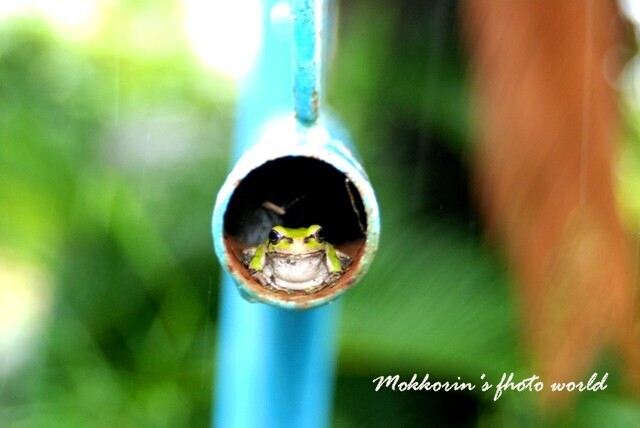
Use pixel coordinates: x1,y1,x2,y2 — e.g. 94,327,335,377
214,1,339,427
292,0,319,125
215,278,339,427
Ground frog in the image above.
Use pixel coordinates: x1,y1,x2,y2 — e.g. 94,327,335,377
241,225,352,293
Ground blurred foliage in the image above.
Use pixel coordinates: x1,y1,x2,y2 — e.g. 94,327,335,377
1,0,640,427
0,9,230,427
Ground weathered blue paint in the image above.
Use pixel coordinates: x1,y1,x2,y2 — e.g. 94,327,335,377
212,0,379,426
292,0,319,125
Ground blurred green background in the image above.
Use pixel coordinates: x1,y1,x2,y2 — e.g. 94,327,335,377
1,0,640,427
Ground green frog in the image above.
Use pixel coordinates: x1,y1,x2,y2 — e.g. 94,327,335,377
241,225,351,293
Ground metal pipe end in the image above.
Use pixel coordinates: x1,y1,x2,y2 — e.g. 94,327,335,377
212,115,380,309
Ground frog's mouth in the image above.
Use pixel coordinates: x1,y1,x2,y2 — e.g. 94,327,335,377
268,251,325,260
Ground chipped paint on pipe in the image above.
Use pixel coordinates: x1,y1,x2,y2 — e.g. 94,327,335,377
292,0,320,125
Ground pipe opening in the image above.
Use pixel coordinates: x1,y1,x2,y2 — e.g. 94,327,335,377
222,156,368,306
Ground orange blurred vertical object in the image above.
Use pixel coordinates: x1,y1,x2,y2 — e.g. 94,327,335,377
462,0,637,403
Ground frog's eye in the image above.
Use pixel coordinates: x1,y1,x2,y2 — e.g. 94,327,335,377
269,229,283,245
315,228,325,243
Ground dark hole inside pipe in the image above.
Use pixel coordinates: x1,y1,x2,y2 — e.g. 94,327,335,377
224,156,367,249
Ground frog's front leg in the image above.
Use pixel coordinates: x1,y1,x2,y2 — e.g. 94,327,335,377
242,244,275,290
240,246,257,266
245,244,266,270
324,245,348,286
336,249,352,270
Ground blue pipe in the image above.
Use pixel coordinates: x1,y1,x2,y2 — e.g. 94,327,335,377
213,1,339,426
215,280,339,427
292,0,319,125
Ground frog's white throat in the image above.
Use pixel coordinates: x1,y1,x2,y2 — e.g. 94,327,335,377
264,252,328,290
